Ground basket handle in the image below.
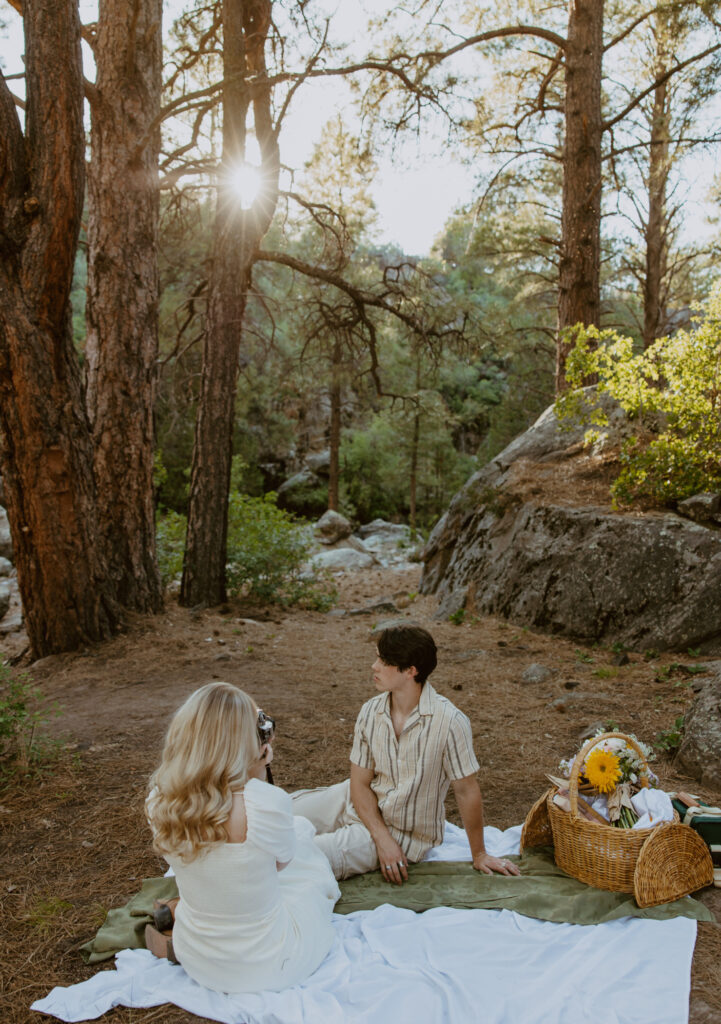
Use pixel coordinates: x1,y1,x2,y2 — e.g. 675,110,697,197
568,731,650,818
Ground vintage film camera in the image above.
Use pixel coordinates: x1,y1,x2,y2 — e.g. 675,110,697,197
256,709,276,784
257,709,275,745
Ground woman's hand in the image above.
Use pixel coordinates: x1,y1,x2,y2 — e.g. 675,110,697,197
249,743,274,780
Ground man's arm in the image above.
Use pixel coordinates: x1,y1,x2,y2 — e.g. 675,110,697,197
350,762,409,885
452,775,520,876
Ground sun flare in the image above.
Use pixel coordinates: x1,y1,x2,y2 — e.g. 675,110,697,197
226,162,262,208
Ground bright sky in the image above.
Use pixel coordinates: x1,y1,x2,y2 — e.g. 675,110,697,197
2,3,717,255
0,1,474,256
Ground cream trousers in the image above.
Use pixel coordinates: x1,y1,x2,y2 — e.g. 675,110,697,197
291,779,379,880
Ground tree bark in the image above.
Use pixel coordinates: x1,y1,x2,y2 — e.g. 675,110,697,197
643,35,671,348
85,0,164,611
327,339,342,512
409,353,421,536
0,0,119,656
556,0,604,391
181,0,279,607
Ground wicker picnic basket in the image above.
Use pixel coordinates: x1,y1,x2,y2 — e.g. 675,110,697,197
538,731,714,907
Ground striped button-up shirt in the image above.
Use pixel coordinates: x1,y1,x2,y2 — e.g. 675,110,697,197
350,683,480,861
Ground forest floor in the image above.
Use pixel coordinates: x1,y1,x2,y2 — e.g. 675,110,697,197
2,562,721,1024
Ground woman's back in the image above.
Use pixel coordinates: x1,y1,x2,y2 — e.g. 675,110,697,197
166,778,339,993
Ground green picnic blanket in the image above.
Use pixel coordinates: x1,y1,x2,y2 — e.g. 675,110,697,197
81,846,714,965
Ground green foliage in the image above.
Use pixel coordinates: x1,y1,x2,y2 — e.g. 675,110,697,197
448,608,466,625
27,896,74,932
156,493,336,609
0,665,61,775
593,665,618,679
556,284,721,507
155,508,188,588
655,715,685,753
225,491,333,607
340,397,477,527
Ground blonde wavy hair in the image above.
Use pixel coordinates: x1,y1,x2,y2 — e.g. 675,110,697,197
146,682,261,862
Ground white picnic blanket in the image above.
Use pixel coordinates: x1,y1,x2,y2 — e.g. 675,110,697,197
31,825,697,1024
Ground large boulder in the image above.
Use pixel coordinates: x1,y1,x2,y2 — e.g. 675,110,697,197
676,664,721,789
276,469,327,518
355,519,419,567
314,510,353,545
310,547,376,571
421,395,721,653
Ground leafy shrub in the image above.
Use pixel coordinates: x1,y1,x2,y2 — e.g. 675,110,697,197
655,715,685,753
156,507,188,587
556,284,721,507
0,665,61,774
156,493,336,609
226,491,334,607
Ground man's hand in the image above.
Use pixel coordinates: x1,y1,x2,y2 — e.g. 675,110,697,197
473,852,521,876
375,834,409,885
350,763,409,884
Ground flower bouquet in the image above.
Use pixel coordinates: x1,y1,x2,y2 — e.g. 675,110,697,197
554,730,661,829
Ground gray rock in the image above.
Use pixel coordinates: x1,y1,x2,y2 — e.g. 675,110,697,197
677,492,721,524
0,580,10,620
305,450,331,474
276,469,326,517
0,607,23,634
421,396,721,653
521,663,553,684
550,693,611,712
0,507,12,561
579,720,610,741
348,598,400,617
277,469,317,495
0,556,12,577
310,548,375,571
314,510,353,545
675,662,721,789
357,519,411,542
354,520,414,567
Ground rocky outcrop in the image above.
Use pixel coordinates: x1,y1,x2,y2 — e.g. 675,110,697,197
421,395,721,653
676,664,721,789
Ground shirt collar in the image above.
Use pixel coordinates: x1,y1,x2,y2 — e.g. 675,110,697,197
375,682,437,718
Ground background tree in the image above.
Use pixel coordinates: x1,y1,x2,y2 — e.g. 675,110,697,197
181,0,281,607
0,0,120,655
606,1,721,346
85,0,164,612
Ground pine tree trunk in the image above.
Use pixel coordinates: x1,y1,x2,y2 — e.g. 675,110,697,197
328,339,342,512
0,0,119,656
409,355,421,536
85,0,164,611
643,63,670,348
556,0,604,391
181,0,279,607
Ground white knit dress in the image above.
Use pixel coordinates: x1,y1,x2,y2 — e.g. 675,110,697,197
165,778,340,994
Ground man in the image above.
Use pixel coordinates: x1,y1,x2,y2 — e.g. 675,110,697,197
292,623,520,883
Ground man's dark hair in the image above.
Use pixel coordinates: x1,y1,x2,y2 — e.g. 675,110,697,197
376,624,437,686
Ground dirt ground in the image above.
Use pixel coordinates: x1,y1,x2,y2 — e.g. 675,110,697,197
2,563,721,1024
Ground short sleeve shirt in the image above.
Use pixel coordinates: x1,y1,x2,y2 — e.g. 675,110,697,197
349,683,480,861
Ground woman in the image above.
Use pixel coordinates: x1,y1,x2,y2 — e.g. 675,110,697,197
145,682,340,993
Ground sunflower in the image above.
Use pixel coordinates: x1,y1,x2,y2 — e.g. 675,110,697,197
584,749,622,793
